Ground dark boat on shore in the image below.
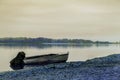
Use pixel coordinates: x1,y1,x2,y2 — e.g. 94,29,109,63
10,51,69,70
24,52,69,65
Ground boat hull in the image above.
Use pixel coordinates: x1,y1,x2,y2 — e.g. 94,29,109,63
24,53,69,65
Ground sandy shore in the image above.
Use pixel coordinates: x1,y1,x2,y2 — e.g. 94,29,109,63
1,54,120,80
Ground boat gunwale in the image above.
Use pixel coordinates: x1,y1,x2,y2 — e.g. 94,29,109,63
25,53,69,60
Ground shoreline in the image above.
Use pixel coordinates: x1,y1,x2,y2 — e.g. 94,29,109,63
1,54,120,80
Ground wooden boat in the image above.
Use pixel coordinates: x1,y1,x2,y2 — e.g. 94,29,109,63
24,52,69,65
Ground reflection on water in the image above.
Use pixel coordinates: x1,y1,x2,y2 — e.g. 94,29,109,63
0,43,111,49
0,44,120,72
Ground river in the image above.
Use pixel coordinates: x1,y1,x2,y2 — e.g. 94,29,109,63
0,44,120,72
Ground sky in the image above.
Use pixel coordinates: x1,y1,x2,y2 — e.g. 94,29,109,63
0,0,120,41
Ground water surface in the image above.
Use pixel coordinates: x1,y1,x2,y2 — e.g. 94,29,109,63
0,44,120,72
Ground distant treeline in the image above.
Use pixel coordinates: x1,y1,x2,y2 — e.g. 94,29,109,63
0,37,112,44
